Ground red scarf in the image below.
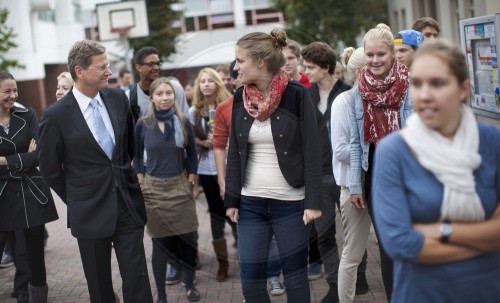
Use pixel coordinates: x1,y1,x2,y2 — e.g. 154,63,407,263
243,71,290,121
357,60,409,145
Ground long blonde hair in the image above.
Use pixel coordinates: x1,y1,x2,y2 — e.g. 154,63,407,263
192,67,231,117
141,77,188,144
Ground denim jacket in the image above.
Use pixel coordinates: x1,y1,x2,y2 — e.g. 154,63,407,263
349,87,413,195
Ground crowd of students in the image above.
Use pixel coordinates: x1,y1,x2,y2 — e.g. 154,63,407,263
1,15,500,303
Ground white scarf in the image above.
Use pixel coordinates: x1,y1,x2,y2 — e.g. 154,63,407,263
401,105,484,222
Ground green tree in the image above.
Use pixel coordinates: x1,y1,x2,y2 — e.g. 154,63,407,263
128,0,182,61
273,0,388,48
0,8,24,71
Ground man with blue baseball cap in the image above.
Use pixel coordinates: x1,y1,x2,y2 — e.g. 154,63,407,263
394,29,424,67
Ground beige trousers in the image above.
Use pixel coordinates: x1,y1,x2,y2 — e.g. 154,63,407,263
338,186,372,303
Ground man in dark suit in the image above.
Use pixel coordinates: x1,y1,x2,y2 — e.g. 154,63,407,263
38,40,153,303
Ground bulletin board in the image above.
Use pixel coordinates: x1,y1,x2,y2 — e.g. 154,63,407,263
460,14,500,120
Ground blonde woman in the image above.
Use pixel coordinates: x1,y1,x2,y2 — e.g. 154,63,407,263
55,71,74,100
188,67,236,281
134,77,199,302
349,23,413,300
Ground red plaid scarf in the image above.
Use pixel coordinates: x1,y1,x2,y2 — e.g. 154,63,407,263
243,71,290,121
358,60,410,145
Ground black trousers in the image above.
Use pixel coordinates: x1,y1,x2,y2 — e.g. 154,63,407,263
199,174,237,240
1,225,46,287
76,192,153,303
152,232,197,301
9,229,31,295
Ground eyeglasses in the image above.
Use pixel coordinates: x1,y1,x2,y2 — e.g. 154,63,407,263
142,60,162,67
424,33,438,38
89,64,111,72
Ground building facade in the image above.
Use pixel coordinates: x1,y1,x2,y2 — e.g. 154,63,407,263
0,0,85,113
388,0,500,42
164,0,283,83
1,0,283,112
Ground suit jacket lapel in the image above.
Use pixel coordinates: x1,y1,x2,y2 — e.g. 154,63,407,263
65,92,109,158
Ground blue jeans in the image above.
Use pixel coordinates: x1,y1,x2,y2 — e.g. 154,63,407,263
267,236,281,279
238,196,311,303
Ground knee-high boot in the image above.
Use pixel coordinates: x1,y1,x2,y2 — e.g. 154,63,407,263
212,239,229,281
28,284,48,303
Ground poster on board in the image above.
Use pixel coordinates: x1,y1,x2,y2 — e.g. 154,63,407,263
460,14,500,120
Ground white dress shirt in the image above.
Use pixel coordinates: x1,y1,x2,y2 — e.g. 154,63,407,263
72,86,116,145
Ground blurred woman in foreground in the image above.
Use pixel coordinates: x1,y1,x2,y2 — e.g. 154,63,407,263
373,40,500,302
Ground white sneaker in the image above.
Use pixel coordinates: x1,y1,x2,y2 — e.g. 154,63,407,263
268,278,285,296
307,261,323,280
0,252,14,268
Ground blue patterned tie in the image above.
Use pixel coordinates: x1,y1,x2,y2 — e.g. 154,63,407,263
90,99,114,159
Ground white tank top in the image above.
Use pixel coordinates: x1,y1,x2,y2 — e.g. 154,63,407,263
241,118,305,201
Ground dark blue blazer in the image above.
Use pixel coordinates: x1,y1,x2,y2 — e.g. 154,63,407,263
38,88,147,239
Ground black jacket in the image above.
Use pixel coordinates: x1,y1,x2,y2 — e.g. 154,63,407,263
224,81,323,210
0,107,58,230
128,84,142,124
307,81,351,176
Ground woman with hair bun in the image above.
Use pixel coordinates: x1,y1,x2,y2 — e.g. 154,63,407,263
225,28,322,303
339,47,360,86
349,23,413,300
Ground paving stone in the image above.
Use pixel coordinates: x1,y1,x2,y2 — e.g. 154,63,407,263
0,191,388,302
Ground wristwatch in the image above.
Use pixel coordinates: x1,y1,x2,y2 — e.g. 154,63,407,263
440,220,453,243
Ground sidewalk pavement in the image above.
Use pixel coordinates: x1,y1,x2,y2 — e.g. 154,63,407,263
0,191,388,303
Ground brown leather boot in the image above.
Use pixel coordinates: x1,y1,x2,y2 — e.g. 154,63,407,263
212,238,229,281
